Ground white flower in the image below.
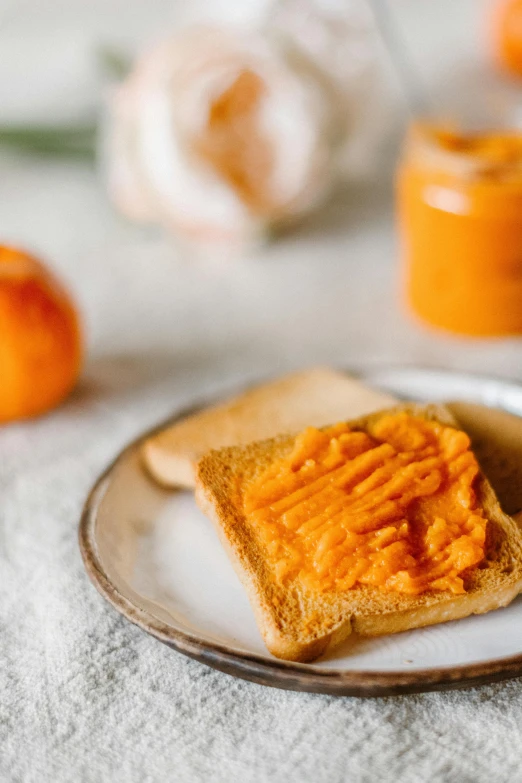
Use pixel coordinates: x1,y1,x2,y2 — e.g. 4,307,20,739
105,25,338,249
269,0,389,177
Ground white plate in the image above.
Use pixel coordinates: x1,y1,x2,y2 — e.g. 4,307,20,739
80,367,522,696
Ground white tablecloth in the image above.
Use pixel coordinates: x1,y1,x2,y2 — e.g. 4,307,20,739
3,1,522,781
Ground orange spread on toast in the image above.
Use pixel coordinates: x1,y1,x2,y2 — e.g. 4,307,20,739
243,413,487,595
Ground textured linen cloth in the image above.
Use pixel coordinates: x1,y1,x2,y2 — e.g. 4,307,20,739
4,355,522,783
3,1,522,780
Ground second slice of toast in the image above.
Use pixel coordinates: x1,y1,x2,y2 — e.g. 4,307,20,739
142,368,396,489
195,403,522,662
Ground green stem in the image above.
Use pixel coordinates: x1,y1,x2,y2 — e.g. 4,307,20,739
0,124,97,158
0,46,132,159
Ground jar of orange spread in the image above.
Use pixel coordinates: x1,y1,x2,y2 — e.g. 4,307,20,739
494,0,522,77
398,123,522,336
243,413,486,596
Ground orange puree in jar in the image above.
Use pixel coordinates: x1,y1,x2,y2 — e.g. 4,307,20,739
398,124,522,336
494,0,522,77
243,414,486,596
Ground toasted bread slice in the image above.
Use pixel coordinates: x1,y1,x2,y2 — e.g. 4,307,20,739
142,367,396,489
447,401,522,517
195,403,522,662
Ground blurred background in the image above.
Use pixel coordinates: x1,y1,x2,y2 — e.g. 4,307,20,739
1,0,521,412
5,5,522,779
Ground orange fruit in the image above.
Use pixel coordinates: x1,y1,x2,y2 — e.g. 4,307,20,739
0,246,83,423
494,0,522,76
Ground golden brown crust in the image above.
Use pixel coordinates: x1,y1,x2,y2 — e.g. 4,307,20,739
195,403,522,662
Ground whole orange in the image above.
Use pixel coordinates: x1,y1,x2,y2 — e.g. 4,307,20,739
494,0,522,76
0,246,83,423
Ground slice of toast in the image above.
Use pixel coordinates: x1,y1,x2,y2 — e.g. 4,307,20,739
447,401,522,517
142,367,396,489
195,403,522,662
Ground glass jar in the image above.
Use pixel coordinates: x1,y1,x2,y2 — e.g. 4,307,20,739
397,124,522,336
494,0,522,78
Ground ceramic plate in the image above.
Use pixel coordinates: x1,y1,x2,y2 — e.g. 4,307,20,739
79,366,522,697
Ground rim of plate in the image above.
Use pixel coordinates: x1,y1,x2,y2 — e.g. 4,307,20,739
79,365,522,697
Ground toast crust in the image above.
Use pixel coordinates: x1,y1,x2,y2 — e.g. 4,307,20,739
195,403,522,662
142,368,396,489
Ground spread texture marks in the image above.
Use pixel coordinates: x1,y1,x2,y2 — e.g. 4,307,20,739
242,413,486,596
